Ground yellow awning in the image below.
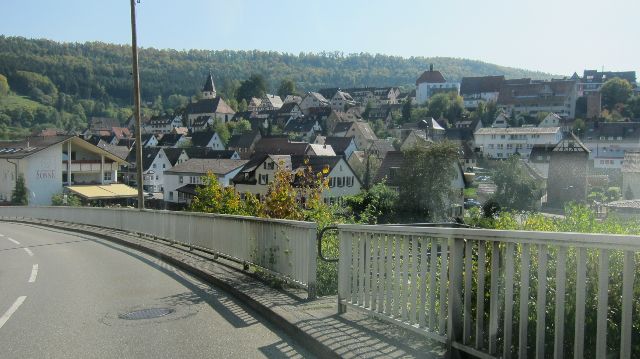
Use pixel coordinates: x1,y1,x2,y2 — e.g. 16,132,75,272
66,184,139,199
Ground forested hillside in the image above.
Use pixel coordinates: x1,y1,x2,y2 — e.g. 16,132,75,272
0,36,554,138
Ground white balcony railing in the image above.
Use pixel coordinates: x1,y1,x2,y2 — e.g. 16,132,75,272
337,224,640,358
63,161,119,173
0,207,317,298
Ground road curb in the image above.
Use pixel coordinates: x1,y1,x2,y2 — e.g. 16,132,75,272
2,219,340,359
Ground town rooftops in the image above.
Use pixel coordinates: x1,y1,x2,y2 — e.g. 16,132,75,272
89,117,121,130
228,130,261,149
460,76,505,95
582,70,636,85
278,102,300,114
475,127,561,135
186,97,235,115
261,94,284,109
190,132,218,147
254,137,309,155
165,158,248,176
283,118,317,133
98,143,131,161
307,144,336,156
320,136,355,155
497,79,577,106
305,92,330,105
191,115,213,128
126,147,162,171
185,148,238,159
156,133,184,147
163,148,186,166
585,122,640,140
374,151,405,185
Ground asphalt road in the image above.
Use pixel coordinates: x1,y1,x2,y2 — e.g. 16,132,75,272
0,222,314,359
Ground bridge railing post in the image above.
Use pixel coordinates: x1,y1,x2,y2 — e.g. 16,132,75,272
447,235,464,358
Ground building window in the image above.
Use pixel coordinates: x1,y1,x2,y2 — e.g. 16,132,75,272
153,163,157,169
179,176,183,184
259,174,269,185
104,172,112,181
162,164,166,169
347,177,354,187
169,192,174,200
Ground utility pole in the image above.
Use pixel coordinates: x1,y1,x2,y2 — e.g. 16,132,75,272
130,0,144,209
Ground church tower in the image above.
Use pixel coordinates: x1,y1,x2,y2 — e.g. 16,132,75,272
202,72,217,99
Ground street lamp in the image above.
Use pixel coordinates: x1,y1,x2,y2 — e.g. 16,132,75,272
130,0,144,209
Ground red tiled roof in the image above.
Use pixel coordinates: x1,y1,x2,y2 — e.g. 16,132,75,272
416,70,446,85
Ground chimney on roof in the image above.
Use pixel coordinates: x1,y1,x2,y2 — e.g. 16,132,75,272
429,64,434,72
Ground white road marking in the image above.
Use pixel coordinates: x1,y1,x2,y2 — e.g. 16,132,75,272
28,264,39,283
23,248,33,256
0,296,27,330
6,237,20,245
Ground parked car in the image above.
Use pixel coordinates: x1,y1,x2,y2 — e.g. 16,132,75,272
464,198,482,209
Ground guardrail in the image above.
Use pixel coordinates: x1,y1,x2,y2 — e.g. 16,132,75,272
337,223,640,358
0,206,317,298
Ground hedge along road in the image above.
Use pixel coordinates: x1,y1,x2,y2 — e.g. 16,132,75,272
0,222,314,359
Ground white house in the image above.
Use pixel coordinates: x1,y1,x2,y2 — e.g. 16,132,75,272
145,115,183,134
190,132,225,150
492,113,510,128
474,127,563,159
0,136,129,205
257,94,284,111
330,91,356,111
459,76,504,109
415,65,460,105
315,136,358,160
582,122,640,171
300,92,331,114
232,154,361,203
124,147,189,193
306,144,336,156
233,154,292,199
163,158,248,204
189,115,215,132
539,113,562,127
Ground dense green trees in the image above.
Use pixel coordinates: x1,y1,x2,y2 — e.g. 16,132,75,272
396,141,460,221
11,174,28,205
0,74,9,97
0,36,557,138
600,77,633,110
236,74,267,102
0,36,551,105
277,79,297,99
491,155,541,211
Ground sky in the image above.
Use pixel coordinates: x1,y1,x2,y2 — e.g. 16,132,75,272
1,0,638,76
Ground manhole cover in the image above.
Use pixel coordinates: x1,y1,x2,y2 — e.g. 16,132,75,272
119,308,174,320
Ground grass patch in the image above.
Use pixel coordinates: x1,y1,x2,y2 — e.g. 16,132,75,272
0,94,45,112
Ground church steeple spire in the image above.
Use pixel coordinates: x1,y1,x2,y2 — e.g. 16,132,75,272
202,72,216,99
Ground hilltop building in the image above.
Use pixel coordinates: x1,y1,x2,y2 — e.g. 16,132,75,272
415,64,460,104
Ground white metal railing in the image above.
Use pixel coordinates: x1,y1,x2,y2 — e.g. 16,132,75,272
337,224,640,358
0,207,317,297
